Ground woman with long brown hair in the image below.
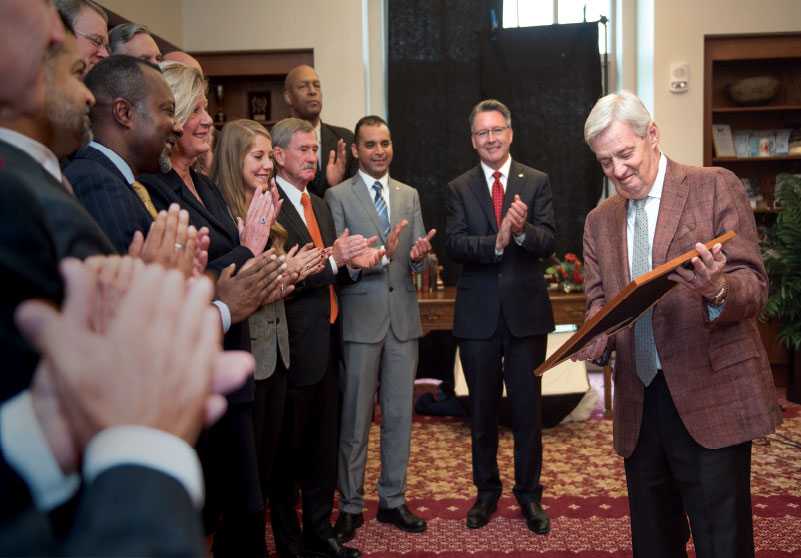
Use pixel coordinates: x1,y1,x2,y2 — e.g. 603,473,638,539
211,118,324,520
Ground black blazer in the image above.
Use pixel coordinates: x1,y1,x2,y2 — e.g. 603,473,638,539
0,141,115,261
445,160,556,339
276,184,352,387
307,121,359,198
0,456,204,556
64,146,154,254
139,168,255,403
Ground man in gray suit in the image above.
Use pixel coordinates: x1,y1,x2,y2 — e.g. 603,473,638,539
325,116,435,542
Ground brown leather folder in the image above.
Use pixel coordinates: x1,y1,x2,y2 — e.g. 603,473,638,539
534,231,736,376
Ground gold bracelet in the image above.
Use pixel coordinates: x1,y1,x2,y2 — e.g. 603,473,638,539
705,274,728,306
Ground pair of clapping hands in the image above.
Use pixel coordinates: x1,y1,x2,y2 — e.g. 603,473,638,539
15,257,253,475
332,221,437,269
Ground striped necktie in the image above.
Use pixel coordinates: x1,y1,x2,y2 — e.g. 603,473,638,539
131,180,158,219
372,181,390,237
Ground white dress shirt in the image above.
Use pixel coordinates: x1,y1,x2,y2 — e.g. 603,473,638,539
0,127,63,183
277,174,338,274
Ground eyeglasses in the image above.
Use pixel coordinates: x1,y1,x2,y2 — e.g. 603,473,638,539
76,30,110,53
472,126,509,140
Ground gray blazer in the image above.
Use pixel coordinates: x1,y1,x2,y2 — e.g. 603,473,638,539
249,300,290,380
325,174,425,343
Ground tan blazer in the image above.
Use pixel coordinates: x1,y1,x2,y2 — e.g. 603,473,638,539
583,157,781,457
249,300,289,381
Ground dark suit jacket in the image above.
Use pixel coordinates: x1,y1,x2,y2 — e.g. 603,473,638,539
583,158,782,457
445,160,556,339
307,122,358,198
139,169,255,404
65,146,154,254
276,184,352,387
0,140,115,261
0,460,205,556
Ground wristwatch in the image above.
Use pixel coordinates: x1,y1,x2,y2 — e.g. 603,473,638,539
705,274,728,306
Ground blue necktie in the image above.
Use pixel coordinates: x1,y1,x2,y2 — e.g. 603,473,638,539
373,181,390,236
632,197,658,386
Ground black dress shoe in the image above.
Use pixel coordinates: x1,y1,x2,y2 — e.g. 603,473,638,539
466,498,497,529
521,502,550,535
304,537,361,558
333,511,364,543
376,504,427,533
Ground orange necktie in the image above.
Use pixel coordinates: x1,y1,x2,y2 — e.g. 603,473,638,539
301,193,338,324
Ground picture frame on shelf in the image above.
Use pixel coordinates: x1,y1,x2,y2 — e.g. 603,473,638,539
248,91,271,122
711,124,736,157
774,129,792,156
733,131,752,158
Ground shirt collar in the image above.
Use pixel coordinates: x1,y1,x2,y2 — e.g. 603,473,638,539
276,174,307,205
89,141,135,184
359,170,388,192
480,155,512,184
0,127,62,182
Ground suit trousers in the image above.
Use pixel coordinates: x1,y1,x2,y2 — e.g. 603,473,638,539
338,329,418,513
458,313,546,505
624,371,754,558
270,327,340,555
199,402,265,557
253,360,288,502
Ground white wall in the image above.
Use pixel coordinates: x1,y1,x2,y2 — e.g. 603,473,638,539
99,0,185,48
180,0,374,132
648,0,801,166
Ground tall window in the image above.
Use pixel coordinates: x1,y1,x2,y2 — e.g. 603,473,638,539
503,0,610,54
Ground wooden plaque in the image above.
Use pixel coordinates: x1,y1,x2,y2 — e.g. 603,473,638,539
534,231,736,376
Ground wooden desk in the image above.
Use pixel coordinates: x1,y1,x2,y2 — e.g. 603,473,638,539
417,287,586,331
417,287,613,417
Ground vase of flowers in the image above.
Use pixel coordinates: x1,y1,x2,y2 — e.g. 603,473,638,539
545,253,585,293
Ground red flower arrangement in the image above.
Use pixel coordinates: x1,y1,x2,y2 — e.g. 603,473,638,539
545,253,585,293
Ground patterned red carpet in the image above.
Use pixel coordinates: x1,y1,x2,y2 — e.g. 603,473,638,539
266,372,801,557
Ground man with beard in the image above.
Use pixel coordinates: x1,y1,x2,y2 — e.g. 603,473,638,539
0,24,114,262
65,55,183,253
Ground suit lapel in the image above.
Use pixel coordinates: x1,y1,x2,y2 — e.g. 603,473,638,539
504,160,525,217
467,165,498,233
277,185,314,245
352,175,386,241
612,197,631,286
79,146,129,184
652,158,688,267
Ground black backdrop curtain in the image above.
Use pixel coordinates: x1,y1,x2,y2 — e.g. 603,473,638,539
388,3,602,285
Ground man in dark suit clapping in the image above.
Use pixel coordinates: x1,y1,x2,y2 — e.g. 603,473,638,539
270,117,380,558
446,99,556,535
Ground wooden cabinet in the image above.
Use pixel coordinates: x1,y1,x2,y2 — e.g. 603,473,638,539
703,33,801,207
189,49,314,128
703,32,800,378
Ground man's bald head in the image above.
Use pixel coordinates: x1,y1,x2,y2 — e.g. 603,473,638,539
283,64,322,126
162,51,203,75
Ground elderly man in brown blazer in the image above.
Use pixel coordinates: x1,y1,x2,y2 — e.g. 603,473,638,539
575,90,781,558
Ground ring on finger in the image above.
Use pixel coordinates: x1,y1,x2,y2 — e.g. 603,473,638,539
174,242,183,249
260,217,266,224
691,272,697,282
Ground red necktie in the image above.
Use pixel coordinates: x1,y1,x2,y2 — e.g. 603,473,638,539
301,193,338,324
491,171,504,227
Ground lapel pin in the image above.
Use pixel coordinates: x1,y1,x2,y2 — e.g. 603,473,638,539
518,173,524,178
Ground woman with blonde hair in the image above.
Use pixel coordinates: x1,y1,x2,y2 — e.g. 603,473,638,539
139,62,284,558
